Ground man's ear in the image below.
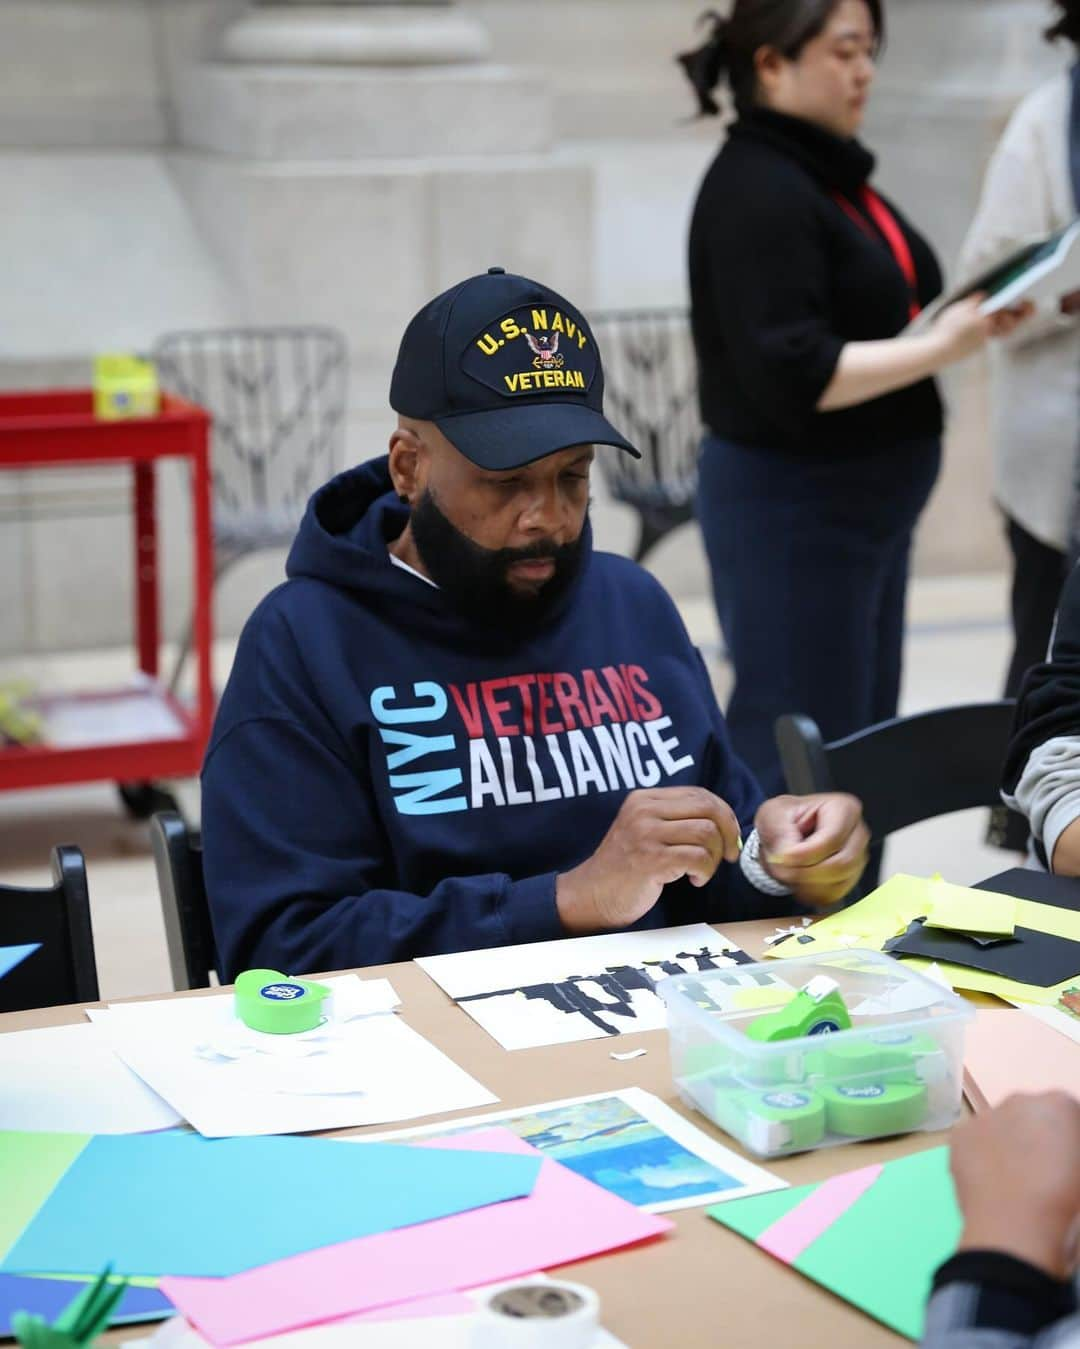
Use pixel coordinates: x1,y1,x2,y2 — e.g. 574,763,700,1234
388,424,425,506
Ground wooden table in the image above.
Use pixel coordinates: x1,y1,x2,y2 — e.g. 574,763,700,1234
2,919,950,1349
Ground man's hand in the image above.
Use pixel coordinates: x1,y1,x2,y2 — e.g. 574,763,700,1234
1052,816,1080,876
952,1092,1080,1279
755,793,869,909
556,787,742,935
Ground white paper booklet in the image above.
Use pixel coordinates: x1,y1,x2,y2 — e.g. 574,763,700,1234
416,924,756,1050
87,975,497,1137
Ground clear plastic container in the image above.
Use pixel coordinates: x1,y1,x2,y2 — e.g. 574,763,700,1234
658,948,973,1157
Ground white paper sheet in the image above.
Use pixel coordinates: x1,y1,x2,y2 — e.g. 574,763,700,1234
416,923,756,1050
87,977,495,1137
361,1086,786,1214
0,1020,181,1134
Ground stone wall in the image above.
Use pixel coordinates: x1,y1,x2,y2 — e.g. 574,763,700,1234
0,0,1068,654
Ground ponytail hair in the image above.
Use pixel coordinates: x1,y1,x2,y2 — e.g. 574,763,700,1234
677,11,731,117
677,0,885,118
1046,0,1080,47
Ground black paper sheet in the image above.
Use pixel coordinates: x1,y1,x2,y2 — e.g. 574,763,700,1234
885,919,1080,988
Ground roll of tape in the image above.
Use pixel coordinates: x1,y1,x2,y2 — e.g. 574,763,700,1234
471,1280,600,1349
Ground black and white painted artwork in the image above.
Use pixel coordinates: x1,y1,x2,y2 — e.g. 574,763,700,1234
416,925,759,1050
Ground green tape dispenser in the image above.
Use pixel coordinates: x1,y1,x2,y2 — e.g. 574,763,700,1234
234,969,331,1034
745,975,852,1043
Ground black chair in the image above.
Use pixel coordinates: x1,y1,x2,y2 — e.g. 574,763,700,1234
149,811,218,990
590,308,700,563
0,846,100,1013
774,701,1017,839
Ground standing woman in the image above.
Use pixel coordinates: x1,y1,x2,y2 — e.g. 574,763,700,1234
958,0,1080,852
682,0,1029,802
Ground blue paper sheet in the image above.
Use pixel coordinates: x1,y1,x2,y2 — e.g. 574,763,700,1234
0,1274,173,1335
1,1132,541,1278
0,946,40,982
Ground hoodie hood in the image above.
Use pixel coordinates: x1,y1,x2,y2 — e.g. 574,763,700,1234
285,456,594,642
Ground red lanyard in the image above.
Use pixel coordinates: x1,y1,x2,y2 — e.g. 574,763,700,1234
833,186,921,321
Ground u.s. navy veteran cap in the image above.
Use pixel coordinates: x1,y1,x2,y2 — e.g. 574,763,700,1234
389,267,640,470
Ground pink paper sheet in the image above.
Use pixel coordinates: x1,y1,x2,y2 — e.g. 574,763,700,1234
756,1165,882,1264
161,1128,670,1346
964,1008,1080,1111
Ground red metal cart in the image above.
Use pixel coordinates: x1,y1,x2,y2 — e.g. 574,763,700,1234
0,390,213,808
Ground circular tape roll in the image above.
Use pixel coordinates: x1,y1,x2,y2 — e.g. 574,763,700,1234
471,1280,600,1349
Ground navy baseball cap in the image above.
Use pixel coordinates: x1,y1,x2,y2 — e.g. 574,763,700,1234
389,267,639,470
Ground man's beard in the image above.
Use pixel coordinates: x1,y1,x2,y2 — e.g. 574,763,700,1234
408,488,587,630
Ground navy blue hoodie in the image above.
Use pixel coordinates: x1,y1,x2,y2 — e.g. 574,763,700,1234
201,458,773,979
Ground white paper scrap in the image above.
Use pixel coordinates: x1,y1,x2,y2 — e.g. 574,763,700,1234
417,924,754,1050
609,1048,647,1061
87,977,494,1137
0,1020,181,1134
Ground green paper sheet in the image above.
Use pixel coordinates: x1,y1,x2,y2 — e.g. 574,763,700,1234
709,1148,960,1341
0,1135,89,1262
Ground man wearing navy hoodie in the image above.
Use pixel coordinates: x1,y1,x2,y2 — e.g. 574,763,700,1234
201,269,869,979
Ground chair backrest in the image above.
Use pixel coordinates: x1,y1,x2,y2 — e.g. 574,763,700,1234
590,308,700,558
150,811,217,990
775,701,1017,840
153,326,348,552
0,846,100,1013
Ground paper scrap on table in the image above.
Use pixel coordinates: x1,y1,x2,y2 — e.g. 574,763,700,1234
0,1022,181,1134
1,1130,540,1279
360,1086,786,1214
0,1272,173,1335
609,1048,647,1060
86,976,494,1136
417,923,754,1050
140,1277,627,1349
0,944,41,981
710,1147,960,1342
159,1128,671,1345
923,878,1017,937
964,1006,1080,1111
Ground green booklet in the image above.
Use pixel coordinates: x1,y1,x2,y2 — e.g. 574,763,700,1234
910,218,1080,331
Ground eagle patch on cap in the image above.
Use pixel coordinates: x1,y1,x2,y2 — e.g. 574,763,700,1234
460,305,598,400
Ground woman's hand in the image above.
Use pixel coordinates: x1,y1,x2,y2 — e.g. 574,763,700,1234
929,295,1034,364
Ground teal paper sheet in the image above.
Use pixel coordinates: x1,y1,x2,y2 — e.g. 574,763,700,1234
1,1132,541,1279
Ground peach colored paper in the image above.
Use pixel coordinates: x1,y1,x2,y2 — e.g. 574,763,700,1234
160,1128,671,1346
963,1007,1080,1111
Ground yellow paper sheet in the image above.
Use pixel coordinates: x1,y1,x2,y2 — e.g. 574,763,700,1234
767,874,1080,1007
924,877,1017,937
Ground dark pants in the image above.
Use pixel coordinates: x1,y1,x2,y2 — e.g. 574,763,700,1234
1004,515,1068,697
697,433,941,804
987,515,1069,851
